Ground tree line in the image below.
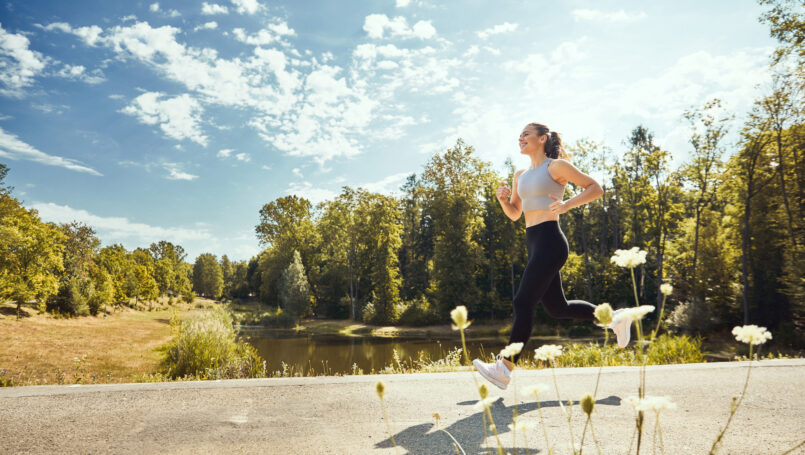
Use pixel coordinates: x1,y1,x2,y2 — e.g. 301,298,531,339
1,0,801,344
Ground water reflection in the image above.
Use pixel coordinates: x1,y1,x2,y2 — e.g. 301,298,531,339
238,330,589,375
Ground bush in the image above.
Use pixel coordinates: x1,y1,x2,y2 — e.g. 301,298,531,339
361,302,376,323
397,295,441,326
553,334,704,368
260,307,295,328
182,291,196,304
666,297,718,335
46,278,90,317
160,305,266,379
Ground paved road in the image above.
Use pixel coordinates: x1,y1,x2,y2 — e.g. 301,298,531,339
1,359,804,454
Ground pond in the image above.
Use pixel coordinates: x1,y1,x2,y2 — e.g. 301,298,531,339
237,329,596,375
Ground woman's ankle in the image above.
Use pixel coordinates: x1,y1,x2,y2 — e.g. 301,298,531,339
502,358,515,370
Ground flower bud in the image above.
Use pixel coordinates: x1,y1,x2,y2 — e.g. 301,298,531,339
479,383,488,399
581,393,595,416
376,381,385,399
594,303,613,326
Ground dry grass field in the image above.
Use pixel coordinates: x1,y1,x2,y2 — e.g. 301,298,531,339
0,299,210,386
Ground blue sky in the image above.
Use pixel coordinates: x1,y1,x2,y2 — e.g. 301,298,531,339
0,0,777,262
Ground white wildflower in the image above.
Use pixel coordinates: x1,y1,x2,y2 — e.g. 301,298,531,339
534,344,563,361
521,383,550,397
499,342,524,358
732,325,772,345
474,396,497,411
627,395,677,413
508,417,537,432
610,247,648,268
450,305,471,330
660,283,673,296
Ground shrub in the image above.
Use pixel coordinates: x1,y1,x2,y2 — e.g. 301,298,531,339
397,295,441,326
260,307,295,328
361,302,376,323
554,334,703,368
666,297,717,335
160,305,266,379
182,291,196,304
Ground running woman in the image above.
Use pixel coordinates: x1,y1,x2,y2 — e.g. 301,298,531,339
473,122,634,390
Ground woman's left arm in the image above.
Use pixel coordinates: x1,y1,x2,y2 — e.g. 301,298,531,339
548,159,604,214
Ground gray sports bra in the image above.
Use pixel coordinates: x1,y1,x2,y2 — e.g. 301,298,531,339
517,158,566,212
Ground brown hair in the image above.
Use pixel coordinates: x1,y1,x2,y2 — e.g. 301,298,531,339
527,123,569,160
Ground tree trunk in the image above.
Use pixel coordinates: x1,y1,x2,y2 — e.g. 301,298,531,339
741,186,752,325
775,130,798,250
692,207,702,297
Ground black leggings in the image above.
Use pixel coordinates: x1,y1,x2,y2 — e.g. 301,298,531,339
505,220,596,364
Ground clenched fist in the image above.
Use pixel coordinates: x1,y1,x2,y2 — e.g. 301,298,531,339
496,181,511,201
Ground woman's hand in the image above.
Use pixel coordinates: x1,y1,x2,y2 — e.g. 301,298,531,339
548,194,568,214
496,182,511,201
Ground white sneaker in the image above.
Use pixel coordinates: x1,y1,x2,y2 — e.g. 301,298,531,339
473,355,512,390
610,308,632,348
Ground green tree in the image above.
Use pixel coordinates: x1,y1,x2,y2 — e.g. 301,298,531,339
279,250,312,319
357,192,403,324
47,221,103,316
0,195,65,318
193,253,223,299
420,139,487,317
681,98,731,299
255,195,321,306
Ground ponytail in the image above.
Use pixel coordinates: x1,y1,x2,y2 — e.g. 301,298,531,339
527,123,570,161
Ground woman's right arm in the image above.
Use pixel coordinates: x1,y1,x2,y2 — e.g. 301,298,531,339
497,170,523,221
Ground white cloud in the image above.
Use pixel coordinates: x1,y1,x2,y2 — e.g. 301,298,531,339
121,92,208,145
396,0,411,6
571,9,647,23
292,167,303,178
55,64,106,84
217,148,250,162
231,0,261,15
477,22,518,40
232,22,296,46
201,2,229,15
284,181,336,205
30,202,211,244
149,3,180,17
595,48,771,122
261,165,271,170
163,162,198,180
359,171,410,195
0,126,102,175
42,20,390,165
0,23,49,97
194,21,218,32
363,14,436,40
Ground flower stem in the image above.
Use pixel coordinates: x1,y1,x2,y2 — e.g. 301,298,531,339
708,344,755,455
437,428,467,455
537,399,552,453
379,397,399,455
589,418,602,455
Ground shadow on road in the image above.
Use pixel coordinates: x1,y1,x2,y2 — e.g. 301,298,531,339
376,395,621,454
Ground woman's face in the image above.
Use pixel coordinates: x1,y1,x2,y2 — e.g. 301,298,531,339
519,125,545,155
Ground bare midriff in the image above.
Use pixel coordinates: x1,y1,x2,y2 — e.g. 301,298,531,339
523,209,559,228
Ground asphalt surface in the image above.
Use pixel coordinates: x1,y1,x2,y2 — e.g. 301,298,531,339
1,359,804,454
